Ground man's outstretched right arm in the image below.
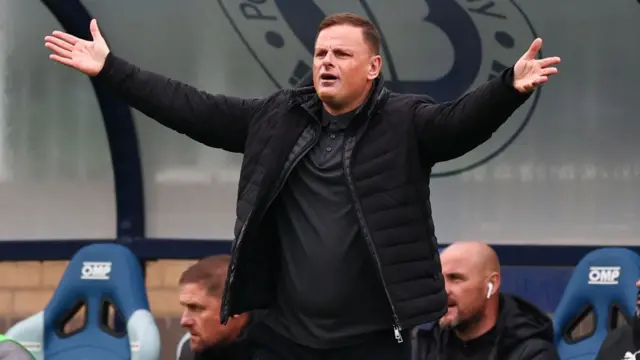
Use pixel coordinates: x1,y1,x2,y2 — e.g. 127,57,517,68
45,20,266,152
97,53,261,153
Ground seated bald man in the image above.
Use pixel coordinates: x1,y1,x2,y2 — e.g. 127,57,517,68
595,280,640,360
419,242,559,360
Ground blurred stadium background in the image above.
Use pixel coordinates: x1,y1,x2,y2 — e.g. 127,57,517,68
0,0,639,359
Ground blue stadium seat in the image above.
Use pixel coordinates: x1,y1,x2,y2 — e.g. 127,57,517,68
553,247,640,360
6,243,160,360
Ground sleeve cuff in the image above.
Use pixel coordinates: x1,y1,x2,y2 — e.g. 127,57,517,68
500,66,533,101
95,52,133,84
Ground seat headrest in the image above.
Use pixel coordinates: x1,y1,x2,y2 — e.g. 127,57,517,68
42,243,154,360
45,243,149,322
554,247,640,349
7,244,159,360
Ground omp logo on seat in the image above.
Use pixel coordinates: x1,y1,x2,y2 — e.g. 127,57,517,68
80,261,112,280
218,0,542,177
588,266,621,285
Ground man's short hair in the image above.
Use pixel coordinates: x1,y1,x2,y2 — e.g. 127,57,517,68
317,13,381,55
178,255,231,297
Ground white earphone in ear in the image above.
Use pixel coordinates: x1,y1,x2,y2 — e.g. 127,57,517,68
487,283,494,299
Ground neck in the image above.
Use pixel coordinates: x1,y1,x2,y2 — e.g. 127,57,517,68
323,81,374,115
455,299,499,342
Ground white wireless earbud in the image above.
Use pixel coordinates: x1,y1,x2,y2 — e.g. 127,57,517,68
487,283,494,299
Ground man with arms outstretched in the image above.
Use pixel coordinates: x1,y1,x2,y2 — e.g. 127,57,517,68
44,13,560,359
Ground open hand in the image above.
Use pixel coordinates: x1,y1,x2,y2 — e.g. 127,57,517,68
513,38,561,93
44,19,110,76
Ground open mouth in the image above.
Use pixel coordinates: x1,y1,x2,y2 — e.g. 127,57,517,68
320,73,339,81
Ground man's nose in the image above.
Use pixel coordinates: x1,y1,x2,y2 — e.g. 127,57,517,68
322,52,334,66
444,281,452,295
180,313,193,328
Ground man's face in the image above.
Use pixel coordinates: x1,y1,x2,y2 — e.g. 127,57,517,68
179,283,229,351
313,24,380,111
439,250,488,330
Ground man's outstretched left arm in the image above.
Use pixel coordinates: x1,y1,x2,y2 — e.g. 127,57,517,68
413,38,560,164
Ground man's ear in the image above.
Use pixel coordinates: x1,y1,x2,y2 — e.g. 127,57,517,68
368,55,382,80
489,272,501,294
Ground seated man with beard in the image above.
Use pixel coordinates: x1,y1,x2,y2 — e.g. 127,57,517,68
178,255,260,360
418,242,559,360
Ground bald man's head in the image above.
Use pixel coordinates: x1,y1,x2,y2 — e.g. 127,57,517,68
439,241,501,334
444,241,500,275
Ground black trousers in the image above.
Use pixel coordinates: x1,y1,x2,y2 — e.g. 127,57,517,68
249,322,412,360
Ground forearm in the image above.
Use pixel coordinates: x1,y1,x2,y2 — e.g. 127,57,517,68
416,67,532,162
96,53,251,150
433,67,530,135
